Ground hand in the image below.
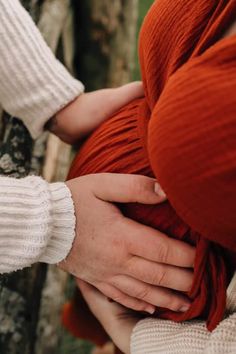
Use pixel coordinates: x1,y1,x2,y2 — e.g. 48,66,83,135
59,173,195,313
78,276,236,354
48,82,144,144
78,279,139,354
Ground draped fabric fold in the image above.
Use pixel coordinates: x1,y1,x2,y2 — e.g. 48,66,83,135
62,0,236,347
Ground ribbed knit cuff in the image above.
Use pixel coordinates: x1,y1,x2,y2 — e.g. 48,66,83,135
39,182,75,264
0,0,84,139
131,318,209,354
0,176,75,273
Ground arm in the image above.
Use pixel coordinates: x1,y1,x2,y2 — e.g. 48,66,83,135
0,0,84,138
79,273,236,354
0,171,193,318
0,1,195,313
0,0,145,144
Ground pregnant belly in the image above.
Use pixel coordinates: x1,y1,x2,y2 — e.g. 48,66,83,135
67,97,232,331
68,97,189,236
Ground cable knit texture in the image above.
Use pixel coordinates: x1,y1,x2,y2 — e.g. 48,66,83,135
0,0,84,138
131,274,236,354
0,176,75,273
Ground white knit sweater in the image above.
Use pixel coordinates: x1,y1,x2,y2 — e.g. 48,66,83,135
0,0,84,271
0,0,84,139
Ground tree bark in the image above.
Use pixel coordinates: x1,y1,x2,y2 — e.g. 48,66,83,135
73,0,138,90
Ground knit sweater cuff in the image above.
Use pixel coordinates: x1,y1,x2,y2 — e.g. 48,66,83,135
39,182,76,264
0,176,75,273
0,0,84,139
131,318,209,354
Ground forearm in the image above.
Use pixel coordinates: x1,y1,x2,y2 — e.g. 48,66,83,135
0,176,75,273
0,0,84,138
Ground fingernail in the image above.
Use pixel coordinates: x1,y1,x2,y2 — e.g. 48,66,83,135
154,183,166,198
146,306,155,315
179,304,190,312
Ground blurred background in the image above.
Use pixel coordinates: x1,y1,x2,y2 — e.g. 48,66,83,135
0,1,153,353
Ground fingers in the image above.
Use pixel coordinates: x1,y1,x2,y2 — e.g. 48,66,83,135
99,82,144,121
126,220,196,267
96,282,155,314
105,82,144,116
110,275,191,312
126,256,193,291
79,276,191,314
92,173,166,204
115,81,144,102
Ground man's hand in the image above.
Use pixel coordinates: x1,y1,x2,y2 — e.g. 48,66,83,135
59,173,195,314
47,82,144,144
78,279,138,354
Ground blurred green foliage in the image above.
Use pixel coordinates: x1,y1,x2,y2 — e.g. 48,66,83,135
133,0,154,80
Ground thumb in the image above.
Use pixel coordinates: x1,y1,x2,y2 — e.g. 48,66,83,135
92,173,167,204
77,279,112,311
104,81,144,116
116,81,144,102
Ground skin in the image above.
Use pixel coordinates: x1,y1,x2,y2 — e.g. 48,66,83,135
48,82,146,144
222,19,236,39
49,82,195,312
60,173,194,313
78,279,139,354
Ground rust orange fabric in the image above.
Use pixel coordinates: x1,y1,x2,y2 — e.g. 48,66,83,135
62,0,236,347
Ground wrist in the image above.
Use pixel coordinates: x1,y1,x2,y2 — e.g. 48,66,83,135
46,95,82,144
101,313,137,354
39,182,76,264
108,319,136,354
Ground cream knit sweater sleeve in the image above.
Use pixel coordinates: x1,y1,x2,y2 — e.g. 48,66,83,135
0,176,75,273
0,0,84,138
0,0,82,273
131,274,236,354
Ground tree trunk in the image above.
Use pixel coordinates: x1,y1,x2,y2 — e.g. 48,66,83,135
0,1,138,353
73,0,138,90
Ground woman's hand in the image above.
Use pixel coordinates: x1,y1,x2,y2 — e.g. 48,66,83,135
79,276,236,354
78,279,139,354
59,173,195,314
47,82,144,144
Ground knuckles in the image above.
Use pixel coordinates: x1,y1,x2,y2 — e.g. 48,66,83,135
128,175,147,202
134,286,151,301
151,265,168,286
156,239,170,263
